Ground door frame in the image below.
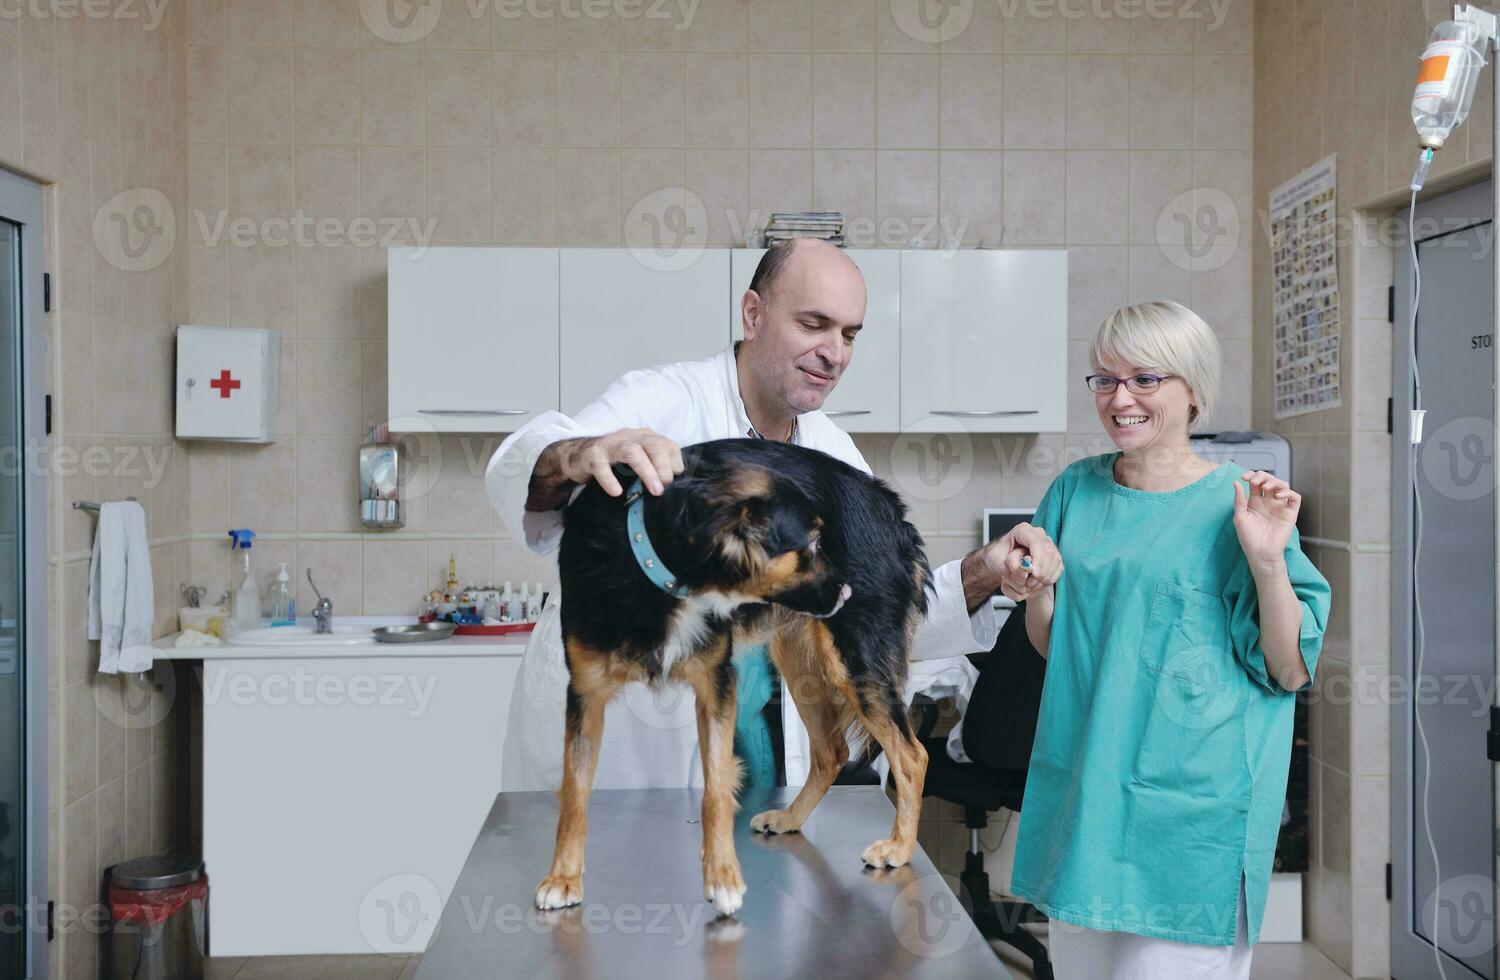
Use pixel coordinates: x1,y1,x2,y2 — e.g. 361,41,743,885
1392,176,1496,980
0,165,49,980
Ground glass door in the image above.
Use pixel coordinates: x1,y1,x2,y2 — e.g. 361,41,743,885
1393,179,1498,980
0,166,47,979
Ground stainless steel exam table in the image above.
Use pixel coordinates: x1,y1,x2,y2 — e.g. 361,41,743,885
415,785,1012,979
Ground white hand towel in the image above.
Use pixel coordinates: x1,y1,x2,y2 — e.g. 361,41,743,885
87,501,156,674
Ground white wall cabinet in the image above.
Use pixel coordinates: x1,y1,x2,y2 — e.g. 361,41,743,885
387,246,559,433
730,249,902,433
899,250,1068,433
561,250,731,415
386,247,1067,434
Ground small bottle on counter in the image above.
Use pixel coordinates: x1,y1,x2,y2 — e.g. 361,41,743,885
505,581,523,622
269,562,296,627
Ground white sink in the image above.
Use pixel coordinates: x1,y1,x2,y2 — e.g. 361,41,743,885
226,624,375,647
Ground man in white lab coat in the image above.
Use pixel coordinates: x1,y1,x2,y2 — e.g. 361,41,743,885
487,238,1051,791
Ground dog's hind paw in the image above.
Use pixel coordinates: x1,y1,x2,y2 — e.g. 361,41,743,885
749,808,801,835
535,873,583,910
860,838,914,869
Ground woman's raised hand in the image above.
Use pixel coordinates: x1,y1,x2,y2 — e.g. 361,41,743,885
1232,470,1301,567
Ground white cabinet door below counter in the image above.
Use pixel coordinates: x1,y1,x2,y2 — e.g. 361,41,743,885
899,250,1067,433
203,654,521,956
560,250,730,416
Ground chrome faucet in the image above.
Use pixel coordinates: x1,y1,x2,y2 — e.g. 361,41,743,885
307,569,333,634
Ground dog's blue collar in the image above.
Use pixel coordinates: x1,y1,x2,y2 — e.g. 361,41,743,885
623,479,691,598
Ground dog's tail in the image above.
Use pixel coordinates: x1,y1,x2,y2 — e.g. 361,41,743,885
728,753,746,807
839,700,874,768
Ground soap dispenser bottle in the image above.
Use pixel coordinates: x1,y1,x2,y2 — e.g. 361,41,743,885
269,561,296,626
228,529,262,633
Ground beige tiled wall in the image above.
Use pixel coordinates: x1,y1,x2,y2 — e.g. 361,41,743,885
1252,2,1488,977
1,1,193,977
180,0,1255,614
13,0,1262,973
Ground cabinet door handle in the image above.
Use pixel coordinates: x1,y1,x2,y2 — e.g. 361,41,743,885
823,410,871,417
418,409,530,416
930,409,1040,417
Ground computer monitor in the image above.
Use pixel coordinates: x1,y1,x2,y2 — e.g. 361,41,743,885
982,507,1036,545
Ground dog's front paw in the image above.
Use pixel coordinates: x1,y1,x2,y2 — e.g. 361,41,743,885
750,808,802,835
860,838,914,869
703,858,746,917
535,873,583,910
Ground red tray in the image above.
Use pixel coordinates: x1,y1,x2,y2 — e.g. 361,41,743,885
452,622,537,636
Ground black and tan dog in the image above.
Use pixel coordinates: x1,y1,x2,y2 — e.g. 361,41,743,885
534,437,932,916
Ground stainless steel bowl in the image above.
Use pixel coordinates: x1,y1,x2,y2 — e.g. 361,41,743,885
372,622,457,643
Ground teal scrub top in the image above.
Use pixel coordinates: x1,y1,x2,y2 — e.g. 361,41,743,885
1010,454,1331,947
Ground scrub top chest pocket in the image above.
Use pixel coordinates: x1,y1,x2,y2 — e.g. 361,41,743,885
1138,580,1232,681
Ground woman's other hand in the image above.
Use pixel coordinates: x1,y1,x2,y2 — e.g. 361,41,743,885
1233,470,1300,568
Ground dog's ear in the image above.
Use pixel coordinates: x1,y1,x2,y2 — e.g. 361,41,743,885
717,494,773,574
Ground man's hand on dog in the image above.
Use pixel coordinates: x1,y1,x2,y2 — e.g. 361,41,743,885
981,523,1063,603
529,428,686,508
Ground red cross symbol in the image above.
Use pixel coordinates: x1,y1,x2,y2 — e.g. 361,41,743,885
210,369,241,399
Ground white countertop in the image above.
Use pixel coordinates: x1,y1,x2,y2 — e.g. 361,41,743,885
152,616,532,660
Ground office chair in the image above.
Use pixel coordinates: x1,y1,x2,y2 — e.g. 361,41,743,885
917,601,1053,980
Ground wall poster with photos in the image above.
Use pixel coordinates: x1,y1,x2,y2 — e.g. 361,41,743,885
1270,154,1342,419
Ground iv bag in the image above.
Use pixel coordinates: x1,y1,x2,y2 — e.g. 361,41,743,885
1413,19,1489,150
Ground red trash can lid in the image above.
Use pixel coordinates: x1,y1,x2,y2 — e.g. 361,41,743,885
110,855,203,890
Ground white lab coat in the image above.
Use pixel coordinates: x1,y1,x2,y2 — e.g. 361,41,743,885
487,344,997,790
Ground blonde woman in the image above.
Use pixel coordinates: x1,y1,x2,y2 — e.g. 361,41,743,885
1007,301,1332,979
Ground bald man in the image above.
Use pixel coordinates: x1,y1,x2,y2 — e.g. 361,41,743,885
487,238,1055,792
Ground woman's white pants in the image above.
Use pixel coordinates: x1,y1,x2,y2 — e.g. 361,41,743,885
1047,882,1253,980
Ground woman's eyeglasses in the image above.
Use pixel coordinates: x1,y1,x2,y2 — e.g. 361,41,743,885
1084,373,1176,394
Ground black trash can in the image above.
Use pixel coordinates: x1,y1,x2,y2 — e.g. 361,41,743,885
107,855,207,980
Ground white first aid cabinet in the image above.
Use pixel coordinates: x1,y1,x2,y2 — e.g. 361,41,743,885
175,325,280,442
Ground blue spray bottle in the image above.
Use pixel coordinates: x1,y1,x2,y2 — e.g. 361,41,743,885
228,529,261,633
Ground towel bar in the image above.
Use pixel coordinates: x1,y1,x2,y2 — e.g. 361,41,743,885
72,497,138,512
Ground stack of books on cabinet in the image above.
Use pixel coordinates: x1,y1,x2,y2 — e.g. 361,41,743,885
762,212,844,246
